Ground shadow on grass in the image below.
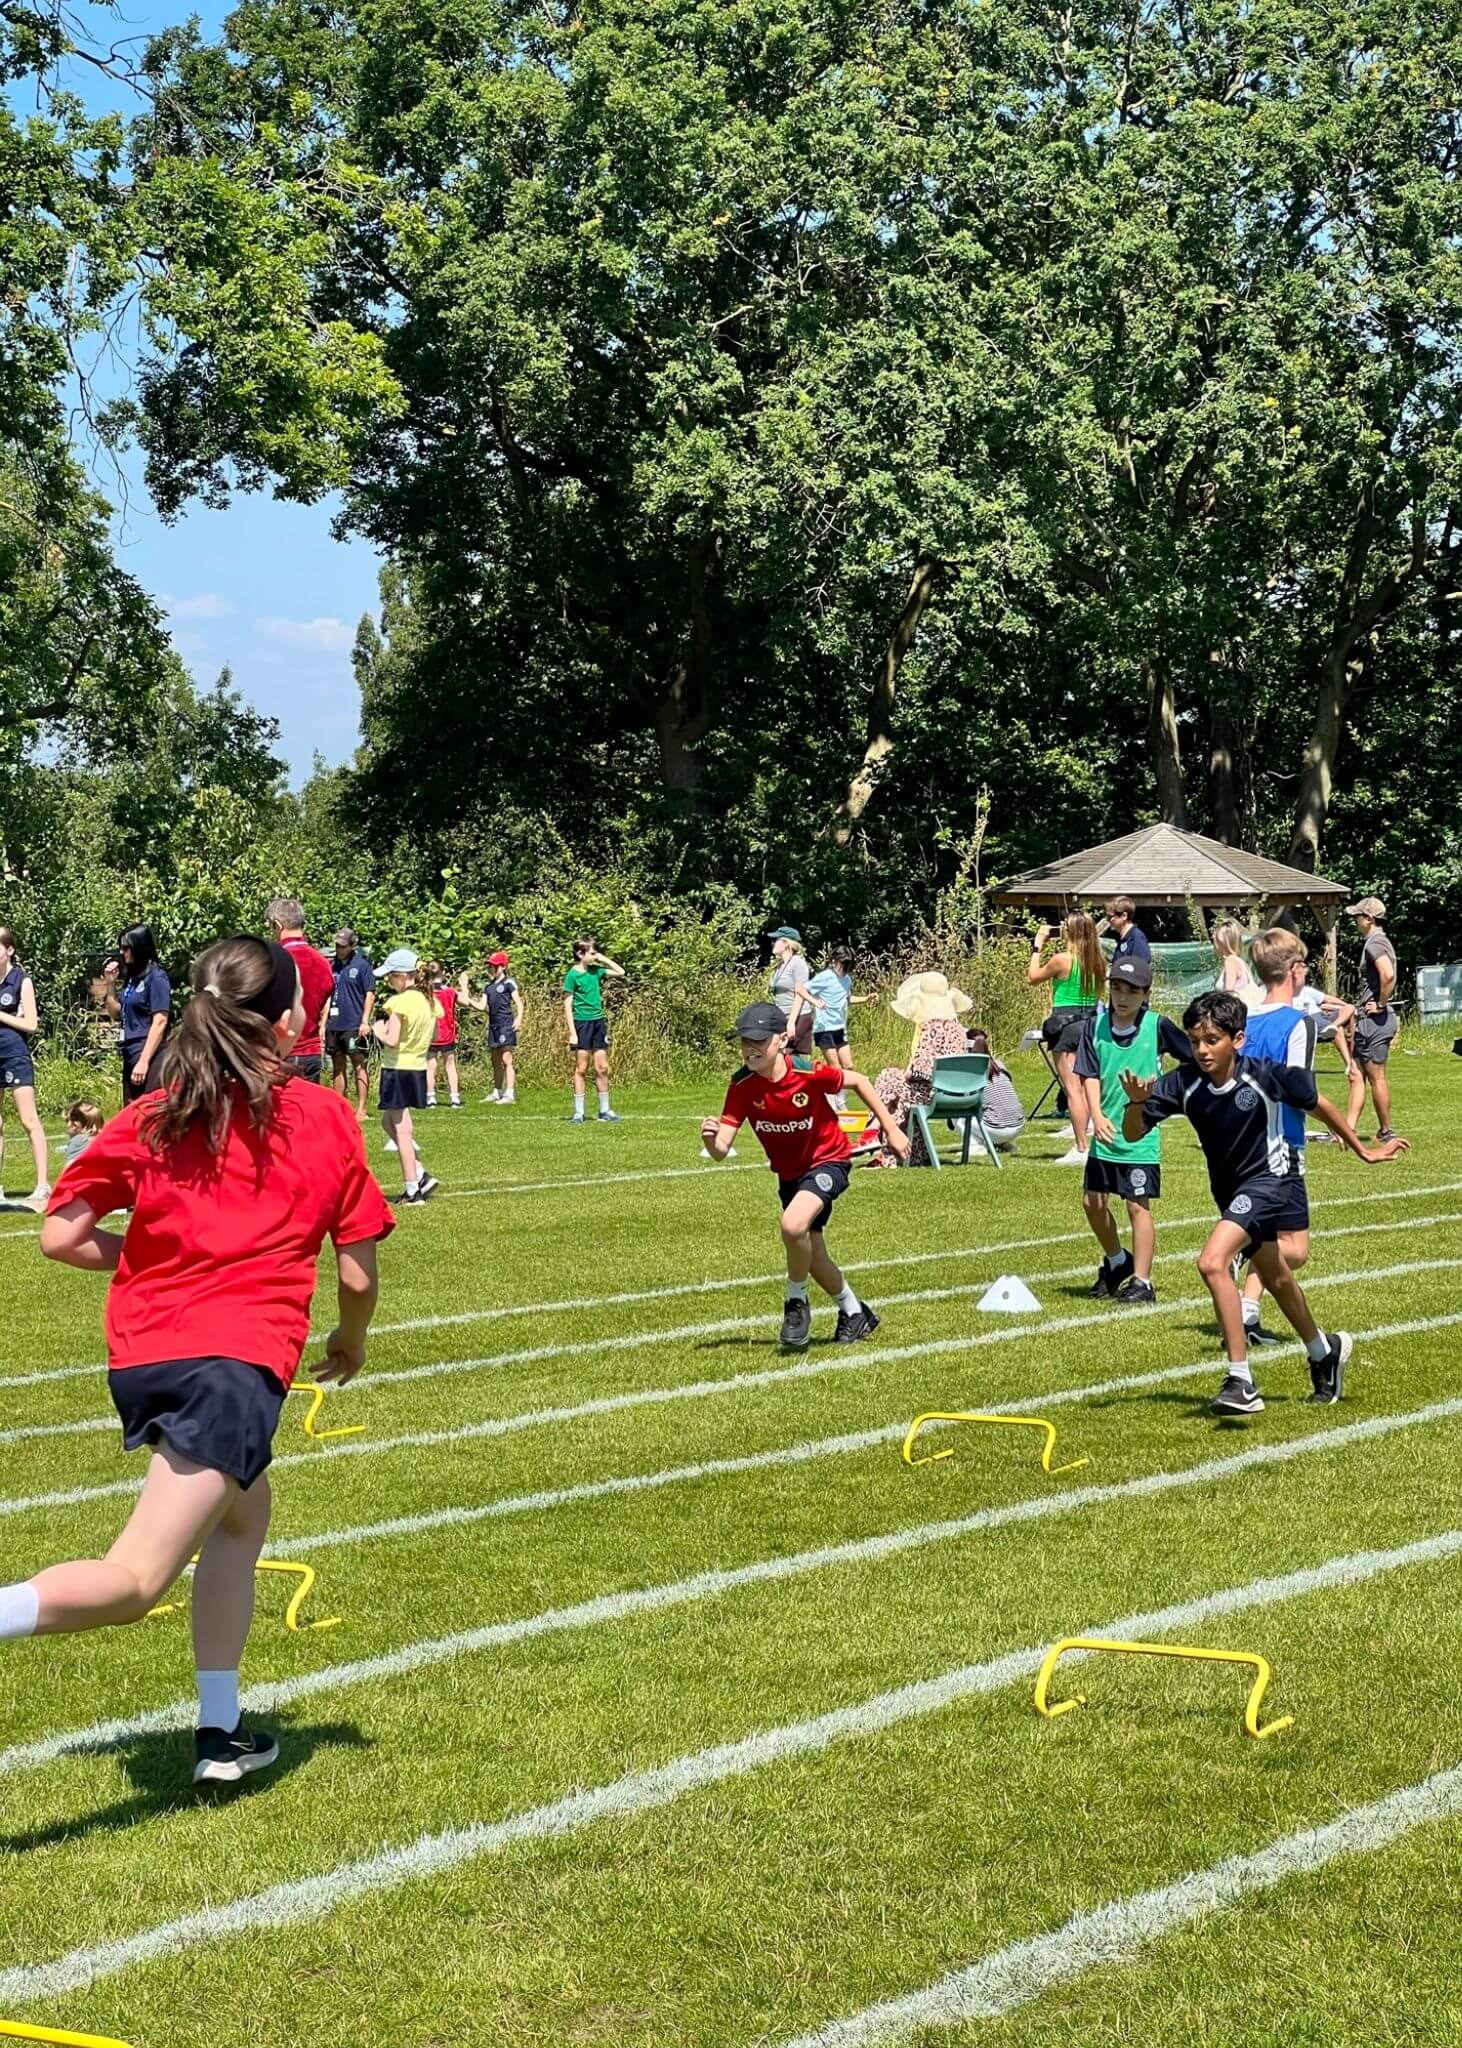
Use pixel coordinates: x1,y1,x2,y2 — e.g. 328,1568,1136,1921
0,1720,371,1855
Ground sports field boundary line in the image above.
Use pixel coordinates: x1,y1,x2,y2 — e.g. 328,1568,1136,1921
1,1258,1457,1517
4,1338,1461,1787
6,1219,1458,1454
3,1521,1461,2005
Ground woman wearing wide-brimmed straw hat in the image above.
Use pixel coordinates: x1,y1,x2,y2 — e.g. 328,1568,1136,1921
870,973,974,1166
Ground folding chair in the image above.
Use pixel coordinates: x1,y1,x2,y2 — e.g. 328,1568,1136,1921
1019,1027,1067,1120
908,1054,1004,1169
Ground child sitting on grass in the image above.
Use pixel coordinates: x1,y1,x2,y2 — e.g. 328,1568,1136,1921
64,1099,106,1163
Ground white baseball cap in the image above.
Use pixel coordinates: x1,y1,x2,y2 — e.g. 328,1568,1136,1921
379,948,419,974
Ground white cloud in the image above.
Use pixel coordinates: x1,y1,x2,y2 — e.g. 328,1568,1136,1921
255,615,356,653
169,631,208,658
165,592,237,620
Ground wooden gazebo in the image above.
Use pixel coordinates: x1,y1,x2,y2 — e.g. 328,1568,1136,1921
991,825,1351,987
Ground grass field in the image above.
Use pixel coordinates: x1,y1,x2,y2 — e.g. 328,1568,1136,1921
2,1044,1461,2048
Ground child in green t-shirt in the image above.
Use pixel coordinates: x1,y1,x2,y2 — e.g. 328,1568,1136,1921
562,937,626,1123
1073,956,1189,1303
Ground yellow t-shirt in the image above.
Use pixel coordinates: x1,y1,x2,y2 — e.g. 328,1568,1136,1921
381,990,436,1071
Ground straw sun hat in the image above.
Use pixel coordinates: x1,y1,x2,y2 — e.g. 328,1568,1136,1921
890,972,973,1025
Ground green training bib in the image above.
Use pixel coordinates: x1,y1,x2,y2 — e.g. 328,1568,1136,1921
1092,1006,1162,1166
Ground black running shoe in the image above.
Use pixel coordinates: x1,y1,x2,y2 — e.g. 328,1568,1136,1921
1087,1253,1133,1300
1211,1374,1265,1417
193,1721,280,1786
1376,1127,1399,1143
1244,1318,1285,1348
779,1297,812,1349
1115,1276,1156,1305
1307,1330,1352,1405
417,1170,440,1197
834,1301,881,1343
392,1187,429,1206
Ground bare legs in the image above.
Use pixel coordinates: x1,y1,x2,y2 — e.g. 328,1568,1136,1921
382,1104,419,1184
780,1191,845,1298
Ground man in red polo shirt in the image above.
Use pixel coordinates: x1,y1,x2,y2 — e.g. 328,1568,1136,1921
266,897,335,1082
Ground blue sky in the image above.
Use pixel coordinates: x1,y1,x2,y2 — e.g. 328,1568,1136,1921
56,1,384,783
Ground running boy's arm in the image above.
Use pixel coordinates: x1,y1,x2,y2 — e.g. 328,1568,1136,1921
699,1114,740,1160
39,1197,124,1272
1304,1086,1410,1163
316,1240,380,1384
846,1069,912,1160
1118,1064,1186,1144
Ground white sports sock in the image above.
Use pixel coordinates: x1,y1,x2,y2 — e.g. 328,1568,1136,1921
196,1668,240,1731
1227,1361,1254,1386
836,1281,860,1315
0,1582,39,1640
597,1086,611,1111
1242,1298,1261,1328
787,1279,810,1302
1305,1333,1332,1363
405,1179,420,1196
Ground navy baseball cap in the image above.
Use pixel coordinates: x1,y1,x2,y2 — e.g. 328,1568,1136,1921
1108,955,1153,990
730,1001,788,1041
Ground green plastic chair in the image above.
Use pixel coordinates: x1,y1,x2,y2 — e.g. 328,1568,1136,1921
908,1053,1004,1170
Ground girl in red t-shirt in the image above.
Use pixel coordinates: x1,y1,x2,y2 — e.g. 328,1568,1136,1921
0,935,394,1786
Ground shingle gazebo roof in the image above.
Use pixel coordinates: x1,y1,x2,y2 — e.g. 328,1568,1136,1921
991,825,1349,912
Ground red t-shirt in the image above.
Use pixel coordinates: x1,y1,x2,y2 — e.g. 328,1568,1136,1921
719,1056,852,1180
432,985,459,1046
47,1080,395,1386
283,936,335,1058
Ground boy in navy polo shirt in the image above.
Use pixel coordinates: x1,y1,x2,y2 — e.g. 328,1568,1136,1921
1121,989,1408,1416
701,1001,909,1349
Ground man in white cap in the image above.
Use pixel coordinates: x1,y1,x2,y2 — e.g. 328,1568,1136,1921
1345,896,1400,1140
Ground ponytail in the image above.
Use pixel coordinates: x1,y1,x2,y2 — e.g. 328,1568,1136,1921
141,937,298,1155
1064,912,1107,1001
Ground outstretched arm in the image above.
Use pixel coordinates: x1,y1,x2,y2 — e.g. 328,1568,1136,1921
847,1070,911,1160
40,1197,124,1272
1310,1090,1409,1162
317,1241,380,1384
699,1115,740,1161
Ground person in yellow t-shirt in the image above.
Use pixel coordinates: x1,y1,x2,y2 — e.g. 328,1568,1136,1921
371,948,438,1205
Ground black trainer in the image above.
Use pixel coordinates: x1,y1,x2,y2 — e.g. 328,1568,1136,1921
1244,1317,1285,1347
1116,1275,1156,1305
834,1301,881,1343
392,1187,429,1206
193,1721,281,1786
1087,1253,1133,1300
1211,1374,1265,1417
417,1170,440,1197
1307,1330,1353,1405
1376,1127,1399,1143
779,1296,812,1349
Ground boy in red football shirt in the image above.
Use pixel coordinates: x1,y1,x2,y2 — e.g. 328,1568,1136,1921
701,1001,909,1348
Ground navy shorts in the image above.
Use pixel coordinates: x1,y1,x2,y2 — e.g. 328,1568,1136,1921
109,1356,285,1489
814,1029,849,1050
1084,1157,1161,1202
573,1019,610,1053
778,1160,852,1233
379,1069,428,1111
489,1027,518,1050
0,1051,35,1092
327,1030,369,1056
1223,1175,1309,1256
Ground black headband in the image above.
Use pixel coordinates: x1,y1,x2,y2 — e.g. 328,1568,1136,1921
203,938,300,1022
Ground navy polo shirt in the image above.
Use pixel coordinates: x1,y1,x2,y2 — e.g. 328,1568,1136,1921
120,964,171,1047
330,951,376,1032
1112,924,1152,967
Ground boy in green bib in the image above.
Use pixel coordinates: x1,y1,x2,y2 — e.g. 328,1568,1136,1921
1074,955,1189,1302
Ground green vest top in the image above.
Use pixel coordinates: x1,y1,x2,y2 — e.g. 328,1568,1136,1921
1092,1006,1162,1165
1051,956,1098,1007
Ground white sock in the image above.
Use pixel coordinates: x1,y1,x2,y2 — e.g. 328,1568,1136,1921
597,1086,611,1112
573,1090,585,1115
1305,1332,1331,1363
0,1582,39,1640
787,1279,809,1302
836,1281,860,1315
1242,1298,1261,1328
196,1668,240,1731
1228,1361,1254,1385
405,1178,420,1196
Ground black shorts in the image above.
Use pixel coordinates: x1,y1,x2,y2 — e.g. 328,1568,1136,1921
489,1027,518,1050
327,1030,369,1057
1222,1175,1309,1256
814,1029,849,1050
430,1040,458,1056
1043,1006,1097,1056
778,1160,852,1233
286,1053,323,1082
379,1069,428,1111
1354,1010,1399,1065
0,1050,35,1092
109,1356,285,1489
573,1019,610,1053
1084,1157,1161,1202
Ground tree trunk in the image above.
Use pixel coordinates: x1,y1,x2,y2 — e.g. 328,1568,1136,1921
1287,643,1354,874
833,554,941,843
1145,661,1188,827
1207,700,1250,845
652,533,720,794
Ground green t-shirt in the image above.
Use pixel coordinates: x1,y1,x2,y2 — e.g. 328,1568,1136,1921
563,963,608,1021
1092,1006,1162,1166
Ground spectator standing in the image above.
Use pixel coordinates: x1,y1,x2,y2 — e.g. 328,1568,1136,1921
563,938,625,1123
327,929,377,1122
768,926,814,1056
460,952,523,1105
425,965,462,1109
0,925,50,1210
266,899,334,1083
1212,922,1260,1004
101,925,172,1105
1346,896,1400,1139
1027,912,1107,1164
1104,897,1152,969
795,948,872,1112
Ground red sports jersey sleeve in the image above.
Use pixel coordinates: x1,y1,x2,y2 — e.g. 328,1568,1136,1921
50,1105,147,1221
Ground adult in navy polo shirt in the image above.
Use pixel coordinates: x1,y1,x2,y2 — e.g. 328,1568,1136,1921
266,897,335,1082
328,927,377,1121
1104,896,1151,968
100,925,172,1105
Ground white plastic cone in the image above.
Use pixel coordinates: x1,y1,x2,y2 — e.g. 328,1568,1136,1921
977,1275,1041,1314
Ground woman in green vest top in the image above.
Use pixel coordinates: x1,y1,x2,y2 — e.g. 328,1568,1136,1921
1027,911,1107,1164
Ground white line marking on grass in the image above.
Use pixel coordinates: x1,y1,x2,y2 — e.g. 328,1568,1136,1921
4,1522,1461,2002
5,1339,1462,1787
1,1262,1458,1512
437,1161,762,1199
774,1757,1462,2047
